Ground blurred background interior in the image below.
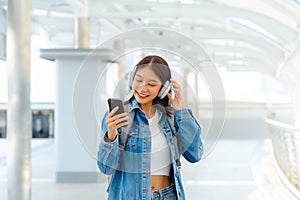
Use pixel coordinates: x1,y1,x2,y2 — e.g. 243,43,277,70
0,0,300,199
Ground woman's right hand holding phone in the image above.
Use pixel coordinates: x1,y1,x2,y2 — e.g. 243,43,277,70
105,106,129,142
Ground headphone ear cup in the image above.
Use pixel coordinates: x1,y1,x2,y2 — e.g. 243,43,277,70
158,81,171,99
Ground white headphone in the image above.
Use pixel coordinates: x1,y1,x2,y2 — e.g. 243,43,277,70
128,66,171,99
157,81,171,99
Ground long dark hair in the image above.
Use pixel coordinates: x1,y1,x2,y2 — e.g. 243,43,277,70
125,55,172,116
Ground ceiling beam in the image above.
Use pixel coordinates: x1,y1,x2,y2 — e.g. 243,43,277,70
93,2,297,44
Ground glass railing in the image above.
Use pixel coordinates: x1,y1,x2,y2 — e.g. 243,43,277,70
266,118,300,195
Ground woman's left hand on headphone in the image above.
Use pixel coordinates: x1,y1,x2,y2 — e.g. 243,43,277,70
167,79,184,110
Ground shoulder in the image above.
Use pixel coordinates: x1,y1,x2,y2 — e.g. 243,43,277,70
101,111,108,121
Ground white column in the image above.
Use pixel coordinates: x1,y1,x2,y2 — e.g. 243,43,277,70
40,49,114,183
194,72,199,118
183,68,189,108
7,0,32,199
114,39,126,98
280,49,300,127
74,17,89,48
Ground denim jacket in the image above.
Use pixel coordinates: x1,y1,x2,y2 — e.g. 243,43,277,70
97,99,203,200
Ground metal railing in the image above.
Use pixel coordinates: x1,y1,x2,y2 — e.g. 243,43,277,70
266,118,300,193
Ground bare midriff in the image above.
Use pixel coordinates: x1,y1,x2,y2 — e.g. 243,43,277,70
151,175,171,191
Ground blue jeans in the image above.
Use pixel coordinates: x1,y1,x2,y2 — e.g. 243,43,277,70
151,184,177,200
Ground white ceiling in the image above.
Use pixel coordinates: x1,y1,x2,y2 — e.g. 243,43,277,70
4,0,300,76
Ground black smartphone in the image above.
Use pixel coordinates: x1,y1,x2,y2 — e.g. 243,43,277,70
107,98,125,116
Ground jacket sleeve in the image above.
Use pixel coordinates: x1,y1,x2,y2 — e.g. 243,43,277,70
173,109,203,163
97,112,120,175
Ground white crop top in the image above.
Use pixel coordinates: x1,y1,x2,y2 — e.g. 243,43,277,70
148,110,171,176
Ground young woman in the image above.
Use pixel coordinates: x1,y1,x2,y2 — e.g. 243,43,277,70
97,55,203,200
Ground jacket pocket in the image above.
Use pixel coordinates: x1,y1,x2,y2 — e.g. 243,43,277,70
125,128,138,151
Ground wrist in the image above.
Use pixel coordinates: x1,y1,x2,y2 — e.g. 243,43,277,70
106,132,117,142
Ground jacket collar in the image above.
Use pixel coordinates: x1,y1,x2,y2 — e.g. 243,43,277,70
128,99,140,112
128,99,167,121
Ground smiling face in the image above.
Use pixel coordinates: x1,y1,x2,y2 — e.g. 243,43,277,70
132,66,162,108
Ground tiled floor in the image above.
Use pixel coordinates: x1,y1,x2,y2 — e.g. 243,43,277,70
0,139,268,200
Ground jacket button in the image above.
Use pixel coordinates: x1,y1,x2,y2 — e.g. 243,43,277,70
179,191,182,196
175,173,179,177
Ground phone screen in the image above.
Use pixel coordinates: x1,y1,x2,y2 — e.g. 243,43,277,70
107,98,125,115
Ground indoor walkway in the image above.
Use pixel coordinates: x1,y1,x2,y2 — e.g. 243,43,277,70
0,139,266,200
